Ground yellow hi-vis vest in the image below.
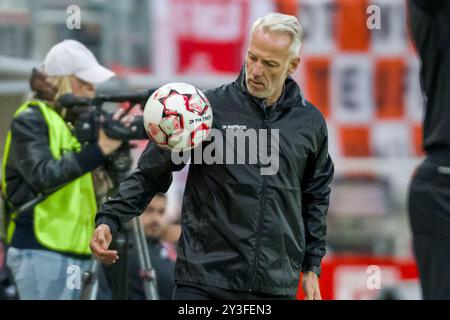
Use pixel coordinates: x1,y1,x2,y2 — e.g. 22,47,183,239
1,100,97,255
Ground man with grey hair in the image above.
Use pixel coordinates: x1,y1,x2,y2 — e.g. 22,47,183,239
246,12,303,106
90,12,334,300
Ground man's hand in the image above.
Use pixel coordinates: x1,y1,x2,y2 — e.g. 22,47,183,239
89,224,119,265
302,271,322,300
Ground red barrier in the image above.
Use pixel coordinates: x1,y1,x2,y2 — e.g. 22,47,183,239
297,255,419,300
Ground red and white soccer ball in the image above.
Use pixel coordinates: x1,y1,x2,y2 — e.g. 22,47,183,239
143,83,213,152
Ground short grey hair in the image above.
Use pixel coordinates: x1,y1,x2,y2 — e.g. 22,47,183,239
251,12,304,56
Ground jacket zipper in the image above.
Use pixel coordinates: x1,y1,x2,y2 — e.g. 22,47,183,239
249,106,273,292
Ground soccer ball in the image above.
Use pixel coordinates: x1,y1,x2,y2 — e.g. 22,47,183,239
143,82,213,152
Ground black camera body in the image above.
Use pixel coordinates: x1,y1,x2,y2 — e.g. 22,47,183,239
59,92,150,143
74,109,145,144
74,110,136,184
74,109,102,144
58,92,152,186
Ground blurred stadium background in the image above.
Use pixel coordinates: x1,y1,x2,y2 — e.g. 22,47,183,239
0,0,423,299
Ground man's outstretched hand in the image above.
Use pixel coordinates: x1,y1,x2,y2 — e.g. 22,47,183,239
89,224,119,265
302,271,322,300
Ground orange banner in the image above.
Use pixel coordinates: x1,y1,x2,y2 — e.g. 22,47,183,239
335,0,370,51
340,126,371,157
304,57,331,117
375,58,406,119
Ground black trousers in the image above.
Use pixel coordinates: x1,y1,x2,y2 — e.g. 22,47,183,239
172,281,296,300
408,159,450,299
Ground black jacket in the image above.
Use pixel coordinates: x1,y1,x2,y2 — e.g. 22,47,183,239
408,0,450,164
96,69,334,296
3,103,106,253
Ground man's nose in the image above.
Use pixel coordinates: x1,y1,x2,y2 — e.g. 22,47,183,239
252,62,264,77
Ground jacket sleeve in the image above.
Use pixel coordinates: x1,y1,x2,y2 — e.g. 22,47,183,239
8,107,106,195
95,140,187,233
409,0,447,14
300,116,334,276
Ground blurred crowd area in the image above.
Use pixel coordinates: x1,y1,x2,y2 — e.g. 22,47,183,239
0,0,424,299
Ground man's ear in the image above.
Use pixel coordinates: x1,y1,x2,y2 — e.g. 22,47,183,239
287,56,300,75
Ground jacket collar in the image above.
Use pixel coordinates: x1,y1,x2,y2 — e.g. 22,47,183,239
236,65,306,108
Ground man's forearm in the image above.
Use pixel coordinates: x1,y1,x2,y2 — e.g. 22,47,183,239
95,168,172,233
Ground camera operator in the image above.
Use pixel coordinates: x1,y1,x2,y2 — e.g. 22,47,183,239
1,39,128,300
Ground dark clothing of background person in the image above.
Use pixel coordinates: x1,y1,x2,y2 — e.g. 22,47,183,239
95,68,334,297
97,237,175,300
407,0,450,299
128,238,175,300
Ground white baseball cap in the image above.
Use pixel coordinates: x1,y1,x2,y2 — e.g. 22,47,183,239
43,39,115,84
